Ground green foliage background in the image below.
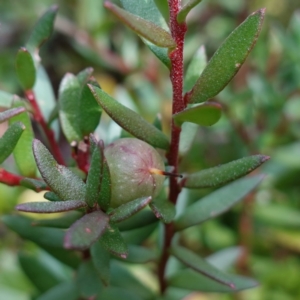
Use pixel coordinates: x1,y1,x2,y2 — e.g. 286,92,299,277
0,0,300,299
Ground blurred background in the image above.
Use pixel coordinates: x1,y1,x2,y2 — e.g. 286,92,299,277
0,0,300,299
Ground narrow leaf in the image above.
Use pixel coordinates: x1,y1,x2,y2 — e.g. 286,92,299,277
20,178,48,192
15,47,36,90
177,0,203,23
0,122,25,164
104,1,176,48
125,244,157,263
64,211,109,250
168,269,258,292
91,242,110,286
26,5,58,53
109,196,152,223
58,73,82,142
149,198,176,224
9,100,36,177
184,45,207,93
173,101,222,127
99,287,142,300
44,191,62,202
187,9,265,103
89,85,169,150
170,246,235,289
33,139,86,200
16,200,87,213
120,0,171,68
175,175,264,231
0,107,26,123
182,155,269,188
100,223,128,258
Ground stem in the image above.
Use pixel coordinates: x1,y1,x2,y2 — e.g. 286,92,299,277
0,169,24,186
159,0,187,294
25,90,65,165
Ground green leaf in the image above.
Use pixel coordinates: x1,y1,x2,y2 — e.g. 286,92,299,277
187,9,265,103
91,242,110,286
182,155,269,188
170,246,235,288
100,223,128,258
36,282,80,300
15,47,36,90
18,251,65,293
0,107,26,123
58,73,82,142
99,287,142,300
175,175,264,230
20,178,48,192
149,198,176,224
89,85,169,150
0,122,25,164
184,45,207,93
9,100,36,177
105,1,175,48
177,0,203,23
120,0,171,68
33,139,86,200
109,196,152,223
173,101,222,127
167,269,258,292
16,200,87,213
44,192,62,202
26,5,58,54
64,211,109,250
0,90,13,108
125,244,157,263
179,122,198,156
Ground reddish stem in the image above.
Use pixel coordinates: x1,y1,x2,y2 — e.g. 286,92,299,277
158,0,187,294
25,90,65,165
0,169,24,186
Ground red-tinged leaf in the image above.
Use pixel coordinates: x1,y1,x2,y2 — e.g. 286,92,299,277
104,1,176,48
88,85,169,150
187,9,265,103
149,198,176,224
16,200,87,213
0,122,25,164
64,211,109,250
15,47,36,90
182,155,270,188
0,107,26,123
173,101,222,127
170,246,235,289
177,0,203,23
33,139,86,201
109,196,152,223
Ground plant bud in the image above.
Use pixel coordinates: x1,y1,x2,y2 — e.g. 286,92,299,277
104,138,165,208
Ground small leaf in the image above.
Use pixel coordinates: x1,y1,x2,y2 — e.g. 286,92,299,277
89,85,169,150
0,107,26,123
173,101,222,127
0,89,13,108
179,122,198,156
36,281,80,300
20,178,48,192
170,246,235,289
149,198,176,224
120,0,171,68
58,73,82,142
0,122,25,164
64,210,109,250
76,67,94,85
168,269,258,292
182,155,270,188
16,200,87,213
109,196,152,223
187,9,265,103
175,175,264,231
100,223,128,258
184,45,207,93
99,286,142,300
9,100,36,177
177,0,203,23
98,151,112,210
15,47,36,90
33,139,86,201
91,242,110,286
104,1,176,48
125,244,157,263
44,191,62,202
26,5,58,54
